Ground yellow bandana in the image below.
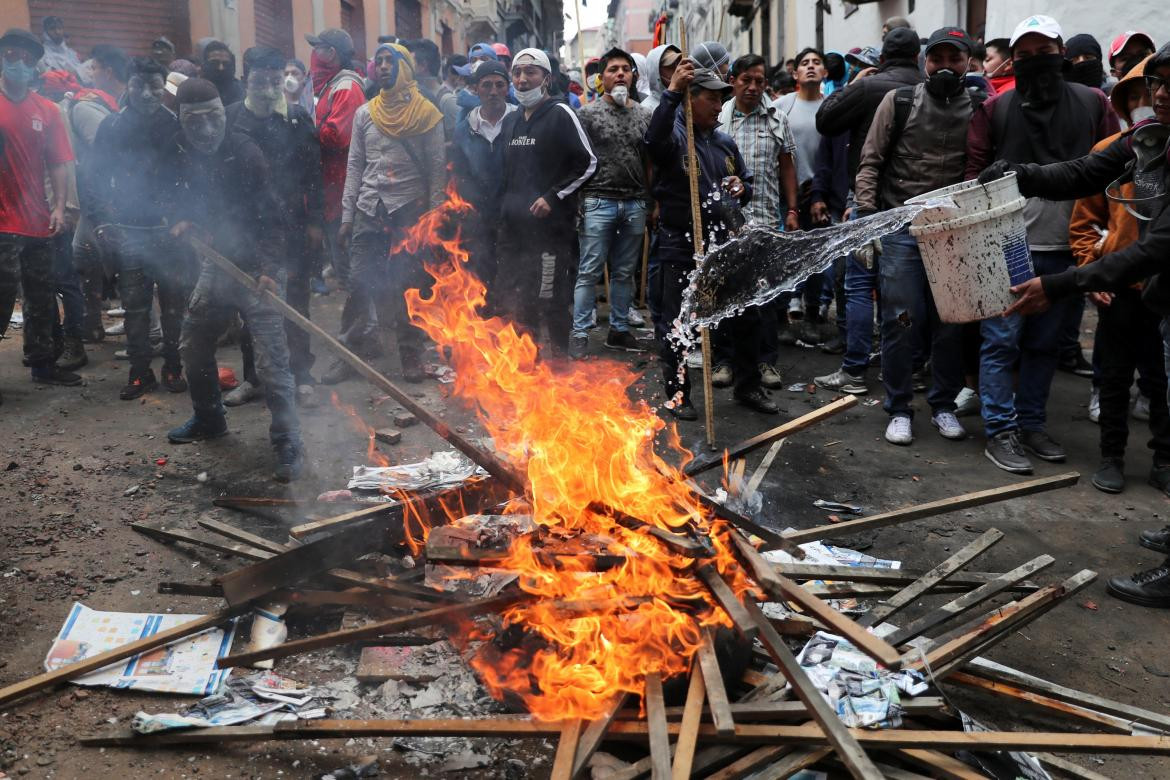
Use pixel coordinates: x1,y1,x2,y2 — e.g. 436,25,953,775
367,44,442,138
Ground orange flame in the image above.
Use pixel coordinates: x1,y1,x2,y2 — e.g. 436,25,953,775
399,184,750,720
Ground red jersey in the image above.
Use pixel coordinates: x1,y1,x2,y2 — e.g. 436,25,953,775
0,89,73,237
313,70,366,224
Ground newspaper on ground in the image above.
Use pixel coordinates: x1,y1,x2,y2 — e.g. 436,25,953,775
348,451,486,492
45,602,237,695
130,672,321,734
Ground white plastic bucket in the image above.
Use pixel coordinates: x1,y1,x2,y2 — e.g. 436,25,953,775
906,172,1033,323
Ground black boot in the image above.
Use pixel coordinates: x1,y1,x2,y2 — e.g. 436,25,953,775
1091,458,1125,494
1106,560,1170,607
58,337,88,371
1140,526,1170,555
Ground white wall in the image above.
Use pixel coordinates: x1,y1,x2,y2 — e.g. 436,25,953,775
985,0,1168,44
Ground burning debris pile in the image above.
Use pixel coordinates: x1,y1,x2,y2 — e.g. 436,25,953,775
5,194,1170,779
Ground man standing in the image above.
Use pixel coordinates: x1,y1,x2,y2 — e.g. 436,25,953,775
451,60,515,286
339,43,447,382
640,44,681,111
200,41,244,105
166,77,305,482
224,46,324,407
38,17,82,82
0,28,79,398
1108,31,1156,79
719,52,799,389
570,47,651,359
645,59,774,419
91,57,187,400
495,48,596,353
966,14,1118,474
851,27,982,447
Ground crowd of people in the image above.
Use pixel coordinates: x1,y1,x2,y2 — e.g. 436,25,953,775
2,14,1170,600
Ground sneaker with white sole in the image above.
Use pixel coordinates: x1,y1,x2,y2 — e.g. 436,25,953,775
104,321,125,337
627,307,645,327
1133,393,1151,422
814,368,867,395
1089,387,1100,423
931,411,966,440
885,415,913,446
224,380,261,407
954,387,980,417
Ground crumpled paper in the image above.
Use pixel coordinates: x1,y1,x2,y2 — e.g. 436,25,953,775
348,451,486,492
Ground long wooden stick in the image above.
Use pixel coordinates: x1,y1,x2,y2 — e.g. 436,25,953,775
638,230,650,308
551,719,584,780
783,472,1080,544
697,629,735,737
187,236,525,493
0,608,242,707
671,662,707,780
644,673,672,780
571,693,628,779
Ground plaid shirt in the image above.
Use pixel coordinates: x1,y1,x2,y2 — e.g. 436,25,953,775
718,99,795,228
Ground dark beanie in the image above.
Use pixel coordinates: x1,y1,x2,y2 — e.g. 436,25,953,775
202,40,233,62
1065,34,1103,62
176,77,221,105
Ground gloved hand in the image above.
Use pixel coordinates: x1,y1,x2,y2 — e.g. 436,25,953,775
855,237,882,269
978,159,1021,185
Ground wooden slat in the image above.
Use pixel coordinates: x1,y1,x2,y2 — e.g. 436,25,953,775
643,673,671,780
1035,753,1117,780
197,518,290,554
947,672,1133,733
783,472,1080,544
670,664,706,780
697,630,734,737
131,522,272,561
897,749,986,780
750,747,833,780
551,719,583,780
571,694,628,779
696,565,759,642
778,563,1013,588
704,746,790,780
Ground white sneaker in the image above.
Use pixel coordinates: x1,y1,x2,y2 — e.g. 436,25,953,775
954,387,980,417
104,321,125,336
931,411,966,440
223,380,260,407
107,307,126,318
627,306,645,327
1133,393,1151,422
1089,388,1100,424
885,416,913,446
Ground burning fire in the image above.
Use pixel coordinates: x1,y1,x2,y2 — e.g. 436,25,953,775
393,185,752,720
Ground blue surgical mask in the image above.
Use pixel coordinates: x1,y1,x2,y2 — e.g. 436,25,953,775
2,58,35,88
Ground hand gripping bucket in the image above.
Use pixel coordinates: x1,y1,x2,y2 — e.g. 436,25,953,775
905,172,1033,323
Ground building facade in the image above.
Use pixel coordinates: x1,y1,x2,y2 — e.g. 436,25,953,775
2,0,563,70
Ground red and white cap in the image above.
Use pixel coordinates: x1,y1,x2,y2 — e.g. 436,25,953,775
1009,15,1062,48
1109,31,1155,63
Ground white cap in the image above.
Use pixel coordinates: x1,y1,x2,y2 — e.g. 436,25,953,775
1009,15,1063,48
165,71,188,96
511,47,551,73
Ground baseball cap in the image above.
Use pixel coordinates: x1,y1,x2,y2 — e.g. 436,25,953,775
1109,31,1155,63
0,28,44,61
512,47,551,73
925,27,973,54
690,66,732,93
1009,15,1062,48
660,47,682,68
467,42,498,61
165,70,188,95
492,43,511,58
881,26,920,59
845,46,880,68
304,28,355,57
468,59,509,82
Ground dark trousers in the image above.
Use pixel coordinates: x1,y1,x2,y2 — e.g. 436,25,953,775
1097,289,1170,461
51,230,85,343
0,233,57,369
72,233,107,335
492,218,575,352
116,231,188,374
240,229,317,385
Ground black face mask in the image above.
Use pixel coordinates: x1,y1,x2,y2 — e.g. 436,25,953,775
1013,53,1065,105
205,60,231,83
1066,59,1104,88
925,68,964,99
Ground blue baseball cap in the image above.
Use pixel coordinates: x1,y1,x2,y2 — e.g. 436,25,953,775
467,42,499,61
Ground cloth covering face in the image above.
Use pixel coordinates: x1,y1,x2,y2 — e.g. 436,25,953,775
367,44,442,138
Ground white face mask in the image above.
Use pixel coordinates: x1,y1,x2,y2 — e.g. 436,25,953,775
515,85,545,108
283,74,301,93
1131,105,1156,125
610,85,629,106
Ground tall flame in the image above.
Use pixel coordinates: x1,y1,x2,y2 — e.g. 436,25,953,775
400,185,750,720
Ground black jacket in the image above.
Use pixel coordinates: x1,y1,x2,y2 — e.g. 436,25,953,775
815,59,923,183
499,97,596,230
225,101,323,227
90,106,181,228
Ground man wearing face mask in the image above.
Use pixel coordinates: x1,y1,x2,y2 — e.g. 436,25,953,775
0,28,79,398
1065,34,1108,93
165,77,305,482
90,57,186,400
852,27,985,448
38,17,83,84
339,43,447,383
224,47,324,408
282,59,314,121
570,47,651,359
965,14,1119,475
200,41,244,106
495,48,597,353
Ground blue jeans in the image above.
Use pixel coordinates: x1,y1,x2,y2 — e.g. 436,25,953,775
843,253,876,374
979,250,1075,437
573,196,647,337
879,227,962,418
52,231,85,341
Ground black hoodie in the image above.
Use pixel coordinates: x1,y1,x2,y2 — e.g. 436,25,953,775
498,96,596,230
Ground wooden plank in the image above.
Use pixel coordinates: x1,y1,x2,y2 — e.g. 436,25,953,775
763,571,903,670
803,582,987,599
216,592,523,667
1035,753,1117,780
131,522,271,560
590,501,708,558
157,581,225,598
704,746,790,780
897,749,986,780
964,658,1170,733
778,563,1019,588
744,599,884,780
551,719,584,780
783,472,1081,544
687,489,806,559
684,396,858,476
859,528,1004,628
697,630,735,737
644,673,671,780
214,496,302,508
946,672,1134,733
571,694,628,780
743,439,785,498
289,501,407,540
197,518,290,554
696,565,758,642
670,664,706,780
750,747,834,780
883,554,1054,645
1,608,241,707
623,697,946,723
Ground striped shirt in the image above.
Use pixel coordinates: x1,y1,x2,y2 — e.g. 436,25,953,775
718,100,795,228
